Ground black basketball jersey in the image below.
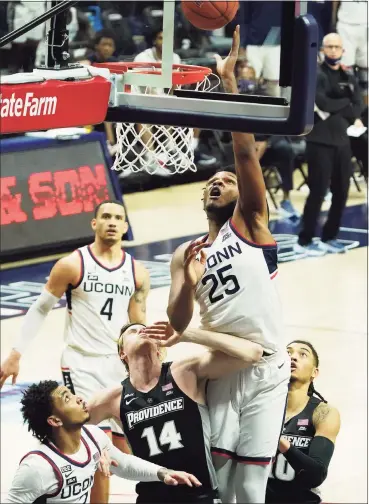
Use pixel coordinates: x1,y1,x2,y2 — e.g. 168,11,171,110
120,362,217,503
266,396,322,503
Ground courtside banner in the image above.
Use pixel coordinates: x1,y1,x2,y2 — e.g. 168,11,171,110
0,133,132,261
0,76,110,134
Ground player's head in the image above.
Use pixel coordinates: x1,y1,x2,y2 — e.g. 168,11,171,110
92,200,128,245
287,340,319,384
287,341,327,402
117,323,166,373
94,29,116,60
322,33,344,65
202,170,238,225
21,381,90,443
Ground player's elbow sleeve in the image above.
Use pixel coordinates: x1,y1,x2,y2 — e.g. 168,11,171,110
298,461,328,488
34,289,60,315
284,437,334,488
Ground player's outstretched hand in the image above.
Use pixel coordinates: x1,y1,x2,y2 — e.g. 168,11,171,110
159,468,202,487
143,322,181,347
98,448,118,478
214,25,240,80
183,240,207,288
0,350,21,389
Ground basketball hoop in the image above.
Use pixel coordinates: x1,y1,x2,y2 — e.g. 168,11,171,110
93,62,220,176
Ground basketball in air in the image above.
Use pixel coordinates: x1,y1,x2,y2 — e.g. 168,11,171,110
181,1,239,31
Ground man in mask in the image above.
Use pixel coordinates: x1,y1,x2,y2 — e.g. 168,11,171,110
295,33,365,256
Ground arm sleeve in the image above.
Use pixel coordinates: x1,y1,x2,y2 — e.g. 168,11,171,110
315,71,351,113
109,445,162,482
5,457,56,503
13,289,60,354
282,436,335,488
88,426,161,482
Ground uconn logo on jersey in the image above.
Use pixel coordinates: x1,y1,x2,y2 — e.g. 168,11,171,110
204,242,242,272
83,273,134,296
61,474,94,500
126,398,184,429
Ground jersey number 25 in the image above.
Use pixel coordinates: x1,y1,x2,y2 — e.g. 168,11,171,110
202,265,240,304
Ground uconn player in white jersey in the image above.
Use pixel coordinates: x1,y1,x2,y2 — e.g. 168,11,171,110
6,381,200,503
167,27,290,503
0,200,150,503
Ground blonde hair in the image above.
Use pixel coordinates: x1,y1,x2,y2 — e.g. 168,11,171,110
118,323,167,373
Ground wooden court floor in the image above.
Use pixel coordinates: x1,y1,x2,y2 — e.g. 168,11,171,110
1,180,368,503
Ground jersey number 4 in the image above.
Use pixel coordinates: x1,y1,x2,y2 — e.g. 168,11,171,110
100,298,113,320
202,264,240,304
142,420,184,457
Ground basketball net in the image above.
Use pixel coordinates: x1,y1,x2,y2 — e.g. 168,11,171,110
106,63,220,176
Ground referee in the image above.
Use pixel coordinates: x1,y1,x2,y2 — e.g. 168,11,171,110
296,33,365,256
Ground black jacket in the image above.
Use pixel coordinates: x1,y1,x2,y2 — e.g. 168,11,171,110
307,62,364,147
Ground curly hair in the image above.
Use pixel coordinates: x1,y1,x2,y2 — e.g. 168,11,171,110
288,340,327,403
20,380,59,443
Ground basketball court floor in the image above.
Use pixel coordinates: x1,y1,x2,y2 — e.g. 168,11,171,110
1,179,367,503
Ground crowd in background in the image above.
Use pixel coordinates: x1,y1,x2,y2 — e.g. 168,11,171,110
0,1,367,253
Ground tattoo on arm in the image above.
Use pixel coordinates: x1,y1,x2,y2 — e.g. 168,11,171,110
313,403,331,426
133,279,149,314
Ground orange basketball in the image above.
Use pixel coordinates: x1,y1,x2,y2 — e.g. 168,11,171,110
181,1,239,31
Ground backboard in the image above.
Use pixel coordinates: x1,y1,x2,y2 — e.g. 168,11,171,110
104,0,318,135
0,0,318,135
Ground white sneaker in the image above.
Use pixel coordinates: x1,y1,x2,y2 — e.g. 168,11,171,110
294,241,327,257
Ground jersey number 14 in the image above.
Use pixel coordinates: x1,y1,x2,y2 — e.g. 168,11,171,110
142,420,184,457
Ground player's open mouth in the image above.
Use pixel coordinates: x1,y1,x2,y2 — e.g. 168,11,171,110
290,364,297,370
209,187,221,199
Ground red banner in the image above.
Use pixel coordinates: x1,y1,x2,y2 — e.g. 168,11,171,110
0,76,111,134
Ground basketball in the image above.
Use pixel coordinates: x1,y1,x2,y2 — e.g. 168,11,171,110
181,1,239,31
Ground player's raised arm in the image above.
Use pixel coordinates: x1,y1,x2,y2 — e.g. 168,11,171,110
0,253,81,389
167,241,207,333
128,261,150,324
87,385,122,426
143,322,263,380
215,26,269,227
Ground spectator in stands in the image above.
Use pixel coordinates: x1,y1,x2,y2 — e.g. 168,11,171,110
295,33,365,256
87,29,118,64
257,136,304,219
237,0,283,97
333,0,368,104
7,1,47,73
135,29,181,65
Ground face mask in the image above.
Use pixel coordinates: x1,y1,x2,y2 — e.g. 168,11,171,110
324,55,341,66
238,79,256,93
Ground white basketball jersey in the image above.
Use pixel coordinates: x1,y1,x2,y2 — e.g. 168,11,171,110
195,219,284,353
20,426,101,503
64,245,136,355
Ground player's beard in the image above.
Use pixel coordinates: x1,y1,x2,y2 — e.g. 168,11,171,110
206,200,237,226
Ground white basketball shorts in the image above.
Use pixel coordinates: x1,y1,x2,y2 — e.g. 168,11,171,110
207,350,290,465
61,346,127,436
